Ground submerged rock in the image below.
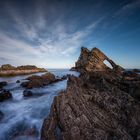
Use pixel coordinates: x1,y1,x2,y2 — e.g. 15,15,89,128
16,80,20,83
0,110,4,121
41,47,140,140
0,81,7,89
8,122,39,139
0,89,12,102
23,90,45,97
23,90,33,97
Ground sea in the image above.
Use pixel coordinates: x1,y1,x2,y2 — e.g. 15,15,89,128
0,69,79,140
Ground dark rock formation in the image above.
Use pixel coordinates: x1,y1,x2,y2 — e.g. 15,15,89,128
21,73,68,89
0,110,4,121
0,89,12,102
0,81,7,89
21,73,56,89
9,123,39,139
23,90,33,97
23,90,45,97
16,80,20,83
120,74,140,101
133,69,140,73
41,47,140,140
72,47,124,73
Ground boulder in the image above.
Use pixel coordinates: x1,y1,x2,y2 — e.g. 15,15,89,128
16,80,20,83
0,90,12,102
0,81,7,89
23,90,33,97
61,75,68,80
21,72,56,89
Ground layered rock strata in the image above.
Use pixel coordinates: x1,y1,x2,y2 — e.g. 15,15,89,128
0,64,47,76
41,47,140,140
72,47,124,73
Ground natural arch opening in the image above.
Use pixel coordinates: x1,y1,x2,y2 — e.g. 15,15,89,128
103,60,113,69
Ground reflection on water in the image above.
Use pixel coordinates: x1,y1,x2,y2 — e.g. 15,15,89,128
0,69,79,140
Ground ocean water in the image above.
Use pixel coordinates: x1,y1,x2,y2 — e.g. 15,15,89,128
0,69,79,140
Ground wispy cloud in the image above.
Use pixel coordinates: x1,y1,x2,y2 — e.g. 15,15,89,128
114,0,140,16
1,0,139,68
0,3,103,68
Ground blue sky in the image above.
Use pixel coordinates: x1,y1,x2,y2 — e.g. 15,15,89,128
0,0,140,68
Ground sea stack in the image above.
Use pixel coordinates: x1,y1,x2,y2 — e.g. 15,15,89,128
72,47,124,73
41,47,140,140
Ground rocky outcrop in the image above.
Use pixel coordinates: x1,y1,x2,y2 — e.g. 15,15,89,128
0,64,47,76
23,90,46,97
0,89,12,102
16,80,20,83
21,73,68,89
23,90,33,97
120,73,140,101
0,81,7,89
21,73,56,89
41,47,140,140
72,47,124,73
0,64,15,70
16,65,38,70
133,69,140,73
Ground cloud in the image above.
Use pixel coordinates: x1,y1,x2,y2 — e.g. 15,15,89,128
0,1,104,68
114,0,140,16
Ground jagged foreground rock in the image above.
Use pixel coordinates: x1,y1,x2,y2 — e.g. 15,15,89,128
41,47,140,140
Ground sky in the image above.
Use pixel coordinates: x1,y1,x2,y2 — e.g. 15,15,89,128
0,0,140,69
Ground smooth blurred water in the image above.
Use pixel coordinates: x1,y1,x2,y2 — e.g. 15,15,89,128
0,69,79,140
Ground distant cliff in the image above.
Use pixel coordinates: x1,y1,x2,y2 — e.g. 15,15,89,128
41,47,140,140
0,64,47,76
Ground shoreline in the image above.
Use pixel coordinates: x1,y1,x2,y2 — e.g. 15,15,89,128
0,69,47,77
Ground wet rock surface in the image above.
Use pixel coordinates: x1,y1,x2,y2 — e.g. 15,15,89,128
8,122,39,139
0,81,7,89
0,89,12,102
23,90,33,97
21,73,68,89
21,72,56,89
16,80,20,83
41,47,140,140
0,110,4,121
